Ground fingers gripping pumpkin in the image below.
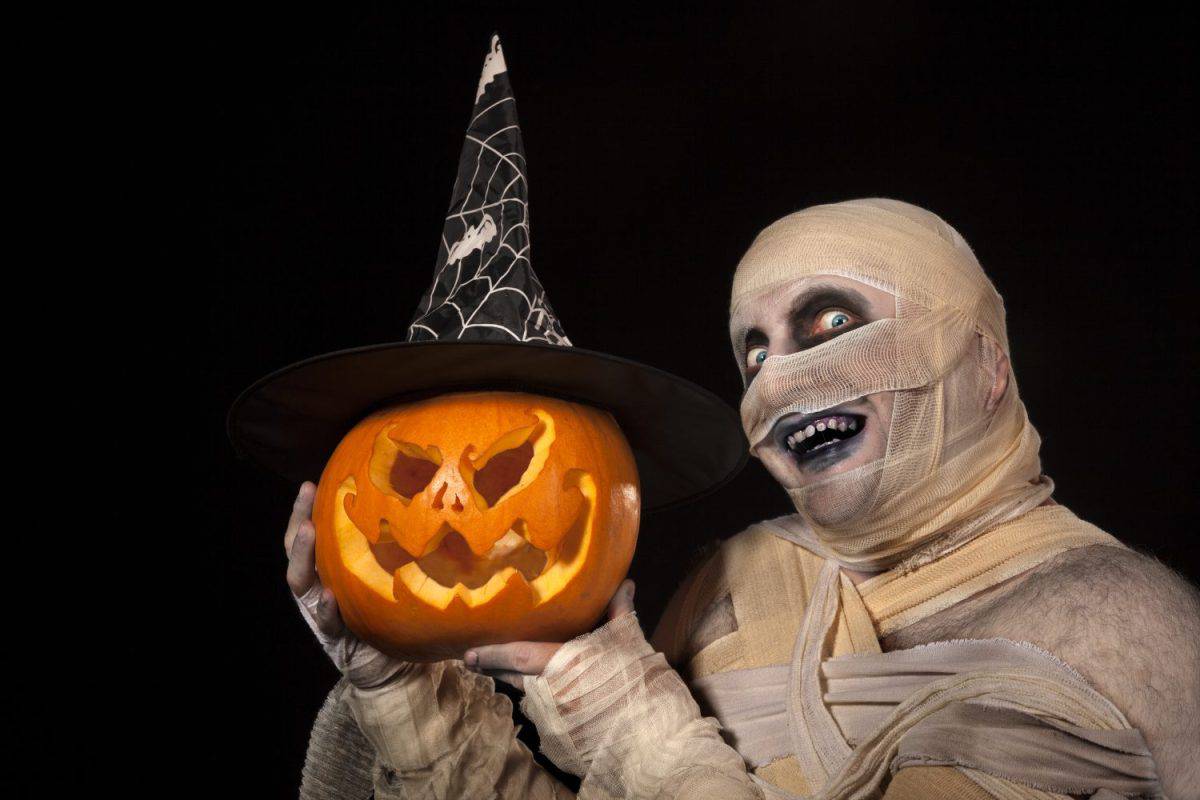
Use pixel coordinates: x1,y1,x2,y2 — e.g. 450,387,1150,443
313,391,640,660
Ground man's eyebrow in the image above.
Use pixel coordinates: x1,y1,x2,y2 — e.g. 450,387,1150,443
787,285,871,323
744,328,768,349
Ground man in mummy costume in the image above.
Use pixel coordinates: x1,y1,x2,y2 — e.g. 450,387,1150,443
278,44,1199,800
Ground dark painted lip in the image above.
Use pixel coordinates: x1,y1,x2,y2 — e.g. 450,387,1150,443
790,420,866,471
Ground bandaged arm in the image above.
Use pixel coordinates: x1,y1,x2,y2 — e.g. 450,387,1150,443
346,660,574,800
521,612,762,800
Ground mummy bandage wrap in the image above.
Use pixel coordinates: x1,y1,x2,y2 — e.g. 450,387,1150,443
731,199,1050,570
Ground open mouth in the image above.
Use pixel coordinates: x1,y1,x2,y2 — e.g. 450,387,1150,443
369,523,548,590
773,411,867,466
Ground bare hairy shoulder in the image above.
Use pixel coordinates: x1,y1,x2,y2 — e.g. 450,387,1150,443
982,546,1200,671
976,545,1200,796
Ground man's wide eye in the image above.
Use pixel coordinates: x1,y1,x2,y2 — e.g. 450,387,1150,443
815,309,855,334
746,347,768,369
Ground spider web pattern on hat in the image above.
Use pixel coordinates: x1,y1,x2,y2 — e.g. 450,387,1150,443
408,34,571,346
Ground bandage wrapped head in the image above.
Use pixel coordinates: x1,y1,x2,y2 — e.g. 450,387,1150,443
731,199,1051,571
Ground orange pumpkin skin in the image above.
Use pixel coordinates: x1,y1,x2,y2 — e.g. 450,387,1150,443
313,391,640,661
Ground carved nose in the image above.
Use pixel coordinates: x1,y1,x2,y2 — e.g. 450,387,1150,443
431,481,465,513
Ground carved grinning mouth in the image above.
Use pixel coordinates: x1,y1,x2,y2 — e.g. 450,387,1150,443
332,473,598,609
368,522,548,589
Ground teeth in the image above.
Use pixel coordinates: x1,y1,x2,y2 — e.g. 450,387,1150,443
784,416,864,453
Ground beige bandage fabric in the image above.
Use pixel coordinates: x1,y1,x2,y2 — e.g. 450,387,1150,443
731,199,1049,571
339,617,763,800
301,678,377,800
671,510,1156,800
521,612,761,800
511,506,1150,800
346,660,574,799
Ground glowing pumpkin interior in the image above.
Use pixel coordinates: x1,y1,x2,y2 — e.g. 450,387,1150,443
313,391,641,660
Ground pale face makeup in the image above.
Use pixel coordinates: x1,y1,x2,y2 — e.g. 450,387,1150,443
735,275,898,523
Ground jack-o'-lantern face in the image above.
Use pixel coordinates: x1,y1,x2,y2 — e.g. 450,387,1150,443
313,392,640,660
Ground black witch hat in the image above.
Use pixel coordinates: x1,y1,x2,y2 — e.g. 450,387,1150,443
228,35,745,511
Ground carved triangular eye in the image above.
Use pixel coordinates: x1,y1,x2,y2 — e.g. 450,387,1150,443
473,440,534,506
389,448,440,498
463,410,555,510
368,433,442,501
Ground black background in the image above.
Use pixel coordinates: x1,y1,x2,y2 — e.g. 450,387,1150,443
204,5,1195,796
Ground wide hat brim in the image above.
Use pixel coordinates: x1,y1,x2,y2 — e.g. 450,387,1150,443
228,341,747,512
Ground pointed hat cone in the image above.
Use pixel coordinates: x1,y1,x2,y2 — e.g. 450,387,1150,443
409,35,569,345
228,35,745,512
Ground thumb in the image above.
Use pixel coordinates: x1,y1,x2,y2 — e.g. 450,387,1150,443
606,579,635,620
314,587,346,637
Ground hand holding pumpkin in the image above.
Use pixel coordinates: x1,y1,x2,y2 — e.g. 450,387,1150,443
463,579,636,688
287,443,637,691
285,482,409,689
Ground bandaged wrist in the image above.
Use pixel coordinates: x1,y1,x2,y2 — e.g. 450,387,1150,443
522,612,756,799
348,662,520,785
294,586,407,688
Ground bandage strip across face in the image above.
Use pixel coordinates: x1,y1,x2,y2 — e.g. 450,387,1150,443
730,199,1048,569
740,307,976,450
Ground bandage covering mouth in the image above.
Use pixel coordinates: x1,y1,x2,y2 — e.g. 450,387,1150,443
730,199,1051,570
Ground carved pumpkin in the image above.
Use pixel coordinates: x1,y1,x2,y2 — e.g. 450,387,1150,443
312,391,640,660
